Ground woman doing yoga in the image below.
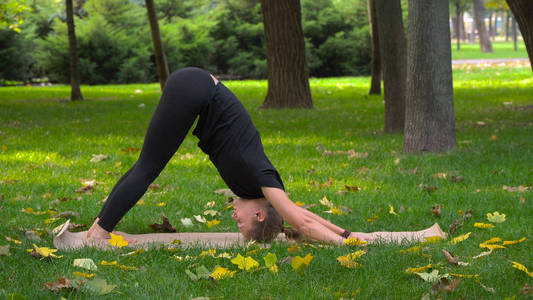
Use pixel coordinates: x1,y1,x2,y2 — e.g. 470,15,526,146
85,67,445,247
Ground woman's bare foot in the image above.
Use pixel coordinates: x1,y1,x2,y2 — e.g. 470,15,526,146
423,223,447,239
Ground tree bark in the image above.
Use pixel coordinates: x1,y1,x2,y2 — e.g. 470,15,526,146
473,0,493,52
66,0,82,101
261,0,312,109
506,0,533,69
403,0,456,153
145,0,169,90
367,0,381,95
374,0,406,133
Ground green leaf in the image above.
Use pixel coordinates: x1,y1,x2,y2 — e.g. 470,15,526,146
0,245,9,256
415,270,448,283
195,265,212,279
185,269,198,281
486,211,506,223
83,278,116,295
263,252,277,267
73,258,98,271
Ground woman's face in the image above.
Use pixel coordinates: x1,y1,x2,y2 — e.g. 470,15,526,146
231,198,265,239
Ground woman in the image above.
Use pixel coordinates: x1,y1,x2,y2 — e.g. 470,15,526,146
86,67,445,247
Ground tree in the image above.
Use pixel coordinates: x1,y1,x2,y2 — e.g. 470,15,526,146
374,0,406,132
367,0,381,95
403,0,456,153
66,0,83,101
0,0,30,32
145,0,169,89
506,0,533,70
450,0,469,50
473,0,493,53
260,0,312,108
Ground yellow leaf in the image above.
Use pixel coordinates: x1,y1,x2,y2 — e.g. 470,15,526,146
344,237,367,246
29,244,63,259
288,245,301,253
100,260,118,266
108,233,128,247
210,267,234,280
399,246,421,254
474,222,495,229
503,237,526,245
450,232,471,245
422,236,444,245
294,201,305,206
482,237,502,244
479,243,505,250
114,162,122,168
337,256,362,269
511,261,533,277
136,199,144,205
346,250,367,260
268,264,278,273
6,237,22,244
449,273,479,278
155,202,166,207
389,205,399,216
405,264,432,274
206,219,220,229
291,253,314,272
330,206,344,216
72,271,95,278
44,217,61,224
230,254,259,271
319,196,333,207
118,264,136,271
486,211,506,223
200,248,216,257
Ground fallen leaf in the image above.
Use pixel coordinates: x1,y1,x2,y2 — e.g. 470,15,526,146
422,236,444,244
521,283,533,296
155,202,166,207
194,215,206,223
448,210,472,234
431,277,461,294
449,273,479,278
6,237,22,244
337,250,366,269
432,173,448,179
108,233,128,247
206,219,220,229
83,277,117,295
44,277,79,292
478,281,495,293
502,237,526,245
263,252,278,267
399,246,421,254
502,185,531,192
344,237,367,246
415,270,445,283
479,243,505,250
180,218,193,227
73,258,98,271
231,254,259,271
389,205,399,216
419,184,438,194
28,244,63,259
24,230,41,242
214,188,235,197
148,183,161,191
442,249,459,265
291,253,314,272
150,213,176,233
122,249,145,256
210,267,235,280
319,177,333,188
450,232,471,245
294,201,305,206
473,250,492,259
344,185,360,192
120,146,140,153
114,162,122,168
431,204,442,218
474,222,495,229
203,210,220,217
90,154,108,163
406,264,432,274
72,271,95,278
482,237,502,244
511,261,533,277
288,245,301,253
319,196,333,207
486,211,506,223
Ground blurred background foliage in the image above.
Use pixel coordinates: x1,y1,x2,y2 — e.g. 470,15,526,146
0,0,372,84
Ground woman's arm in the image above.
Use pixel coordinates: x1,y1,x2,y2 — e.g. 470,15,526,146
261,187,345,244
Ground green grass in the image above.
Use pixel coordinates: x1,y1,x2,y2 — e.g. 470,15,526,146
0,66,532,299
451,40,528,60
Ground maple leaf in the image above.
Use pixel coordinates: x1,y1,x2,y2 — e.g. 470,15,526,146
180,218,193,227
206,219,220,229
108,233,128,247
291,253,314,272
150,213,176,232
486,211,506,223
474,222,495,229
319,196,333,207
337,250,366,269
344,237,367,246
450,232,471,245
231,254,259,271
83,278,117,295
415,270,446,283
210,267,235,280
28,244,63,259
263,252,278,268
44,277,80,292
194,215,206,223
73,258,98,271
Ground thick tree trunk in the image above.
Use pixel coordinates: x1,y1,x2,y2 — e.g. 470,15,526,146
367,0,381,95
145,0,169,90
261,0,312,109
507,0,533,69
66,0,82,101
375,0,406,133
473,0,493,52
403,0,456,153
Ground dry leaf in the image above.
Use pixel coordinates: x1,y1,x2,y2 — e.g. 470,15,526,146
203,210,220,217
194,215,206,223
0,245,9,256
448,210,472,234
344,185,360,192
44,277,79,292
502,185,531,192
472,250,492,259
319,177,333,188
180,218,193,227
442,249,459,265
288,245,301,253
432,173,448,179
90,154,108,163
319,196,333,207
521,283,533,296
83,277,117,295
120,146,140,153
431,277,461,294
431,204,442,218
150,213,176,233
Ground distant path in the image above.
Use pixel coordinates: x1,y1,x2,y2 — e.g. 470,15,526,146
452,58,530,65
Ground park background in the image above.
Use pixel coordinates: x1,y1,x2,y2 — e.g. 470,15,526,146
1,0,532,299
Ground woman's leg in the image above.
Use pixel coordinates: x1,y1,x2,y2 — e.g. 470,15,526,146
352,223,447,244
96,67,216,232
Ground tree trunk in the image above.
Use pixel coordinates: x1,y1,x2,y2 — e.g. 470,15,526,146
367,0,381,95
403,0,456,153
460,11,466,40
456,2,461,50
488,11,494,40
506,0,532,67
505,12,510,41
66,0,82,101
512,15,518,51
261,0,312,109
473,0,493,52
375,0,407,133
145,0,169,90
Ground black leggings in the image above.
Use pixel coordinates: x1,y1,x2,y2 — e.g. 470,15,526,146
97,67,216,231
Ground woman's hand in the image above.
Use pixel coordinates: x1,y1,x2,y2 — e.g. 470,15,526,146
348,232,375,243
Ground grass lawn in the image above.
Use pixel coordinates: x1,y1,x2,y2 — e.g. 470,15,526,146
451,40,528,60
0,66,532,299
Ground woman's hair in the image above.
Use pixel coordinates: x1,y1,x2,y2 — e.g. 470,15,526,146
249,203,303,242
